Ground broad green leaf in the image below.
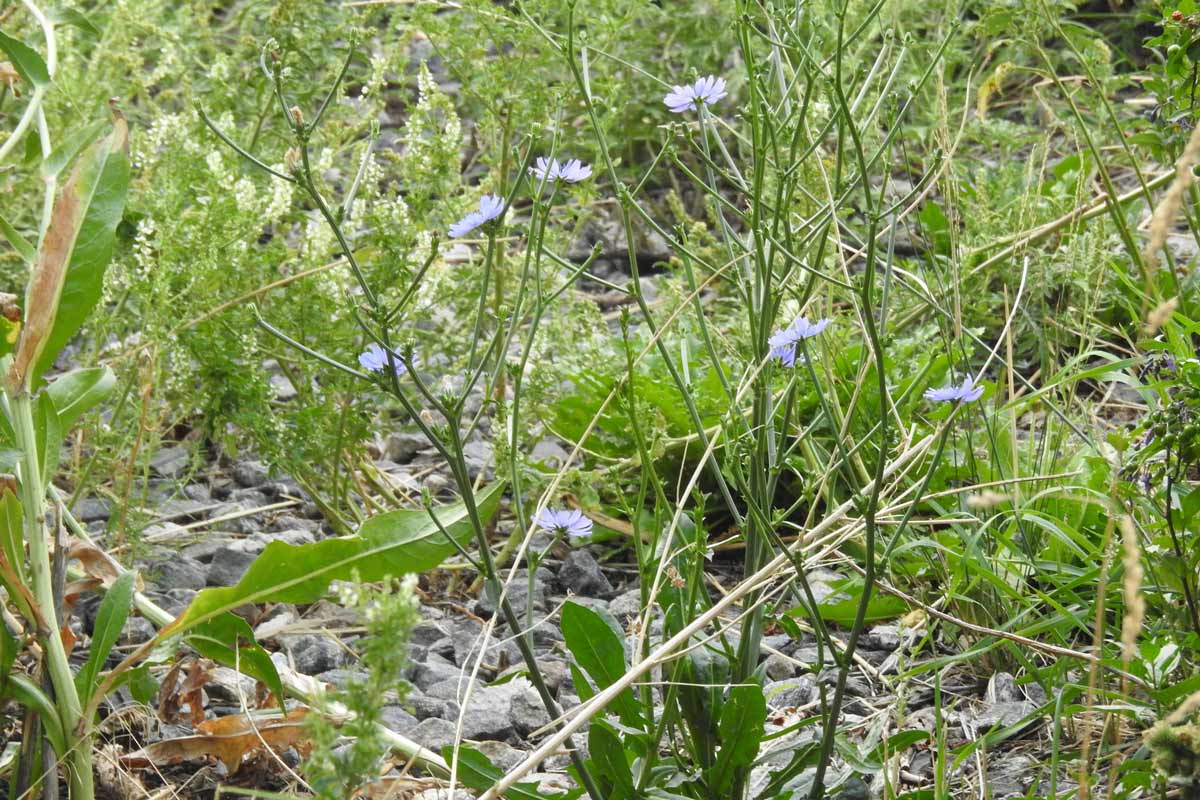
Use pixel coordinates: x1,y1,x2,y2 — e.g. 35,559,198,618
77,570,135,699
708,683,766,794
0,212,34,263
46,366,115,429
0,29,50,87
803,580,908,627
560,601,642,728
165,482,504,634
569,661,595,704
185,612,283,704
11,119,129,387
42,120,107,178
444,745,574,800
589,721,637,800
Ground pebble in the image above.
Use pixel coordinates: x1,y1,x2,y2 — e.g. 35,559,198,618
232,460,270,488
148,446,189,479
557,549,613,597
205,548,258,587
281,634,346,675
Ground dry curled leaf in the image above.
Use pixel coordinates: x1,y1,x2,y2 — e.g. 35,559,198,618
157,658,210,726
68,539,125,589
123,708,311,774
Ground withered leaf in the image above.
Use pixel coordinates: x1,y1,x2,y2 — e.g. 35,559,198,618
122,708,311,774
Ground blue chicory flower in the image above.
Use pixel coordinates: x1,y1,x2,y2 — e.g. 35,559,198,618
536,508,593,539
359,343,408,375
924,378,984,404
769,315,831,367
529,157,592,184
448,194,506,238
664,75,728,113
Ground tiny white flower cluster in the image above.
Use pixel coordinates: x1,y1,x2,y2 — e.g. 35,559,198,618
208,54,232,83
362,52,389,99
134,112,201,169
400,64,461,185
263,169,294,221
132,217,158,281
233,177,258,215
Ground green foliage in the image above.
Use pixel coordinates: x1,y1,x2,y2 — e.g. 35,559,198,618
305,576,419,799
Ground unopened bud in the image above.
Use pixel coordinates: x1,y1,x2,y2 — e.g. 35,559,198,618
289,105,304,127
283,147,301,173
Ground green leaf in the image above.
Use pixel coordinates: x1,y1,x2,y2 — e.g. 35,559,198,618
34,392,61,489
0,212,35,264
444,745,572,800
77,570,135,700
560,601,643,728
0,491,24,588
12,119,129,387
185,612,283,704
589,721,638,800
42,120,107,179
49,8,101,38
166,483,504,638
0,29,50,87
124,663,158,704
803,580,908,627
45,366,115,429
707,683,766,794
0,615,16,679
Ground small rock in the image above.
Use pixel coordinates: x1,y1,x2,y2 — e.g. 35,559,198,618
763,653,796,681
475,740,527,771
607,588,642,621
411,717,458,752
181,537,237,563
474,572,546,619
205,666,258,704
429,678,538,741
510,686,551,736
557,549,613,597
987,753,1037,798
183,484,212,502
143,554,206,592
861,624,901,652
462,440,493,480
232,460,270,488
407,692,457,721
411,619,451,648
530,438,570,468
410,658,464,692
380,705,419,734
206,548,258,587
270,373,297,401
966,700,1040,733
120,617,156,646
282,634,345,675
765,676,816,708
317,669,370,690
385,432,428,463
149,446,189,479
74,497,110,523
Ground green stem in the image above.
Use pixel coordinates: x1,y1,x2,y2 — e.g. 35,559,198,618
9,390,93,799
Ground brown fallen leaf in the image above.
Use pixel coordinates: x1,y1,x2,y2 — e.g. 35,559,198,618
157,658,210,726
122,708,311,774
